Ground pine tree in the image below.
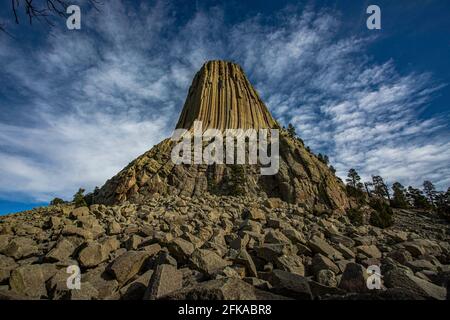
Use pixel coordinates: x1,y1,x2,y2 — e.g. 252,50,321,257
50,198,65,206
346,169,361,189
372,175,390,200
391,182,408,208
72,188,87,208
287,123,297,138
318,153,324,163
423,181,437,206
364,182,373,197
435,187,450,218
406,186,430,209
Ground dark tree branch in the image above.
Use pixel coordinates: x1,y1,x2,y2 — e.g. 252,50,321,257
1,0,102,34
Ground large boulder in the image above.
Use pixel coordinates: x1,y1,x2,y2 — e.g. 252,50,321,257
45,238,76,262
10,264,56,298
162,277,289,300
338,263,369,293
0,254,18,284
263,269,313,300
144,264,183,300
107,251,151,285
1,237,38,260
308,236,342,260
120,270,154,300
83,265,119,299
384,267,446,300
78,238,120,268
190,249,231,276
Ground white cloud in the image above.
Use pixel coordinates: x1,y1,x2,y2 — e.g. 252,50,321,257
0,1,449,203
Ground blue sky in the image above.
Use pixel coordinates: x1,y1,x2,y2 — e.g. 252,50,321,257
0,0,449,215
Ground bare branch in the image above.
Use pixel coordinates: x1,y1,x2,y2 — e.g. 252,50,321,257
1,0,102,34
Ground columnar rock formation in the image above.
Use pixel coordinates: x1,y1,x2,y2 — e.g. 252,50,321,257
94,60,350,213
1,61,449,302
176,60,278,130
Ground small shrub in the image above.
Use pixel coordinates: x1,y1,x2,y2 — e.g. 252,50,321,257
72,188,87,208
347,207,364,226
369,198,394,228
346,185,365,204
50,197,65,206
228,165,247,196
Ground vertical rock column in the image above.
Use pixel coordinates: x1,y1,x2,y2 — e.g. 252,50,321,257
175,60,278,131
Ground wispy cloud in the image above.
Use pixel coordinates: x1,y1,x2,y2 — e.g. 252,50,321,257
0,1,449,202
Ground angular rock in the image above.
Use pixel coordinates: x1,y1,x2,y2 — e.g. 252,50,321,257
316,269,337,287
0,254,18,284
234,249,258,277
190,249,231,276
70,282,99,300
108,251,151,285
309,280,346,298
78,242,110,268
281,228,306,244
229,234,249,251
120,269,154,300
338,263,369,293
312,253,340,275
144,264,182,300
1,237,38,260
406,259,437,273
264,229,291,245
0,235,12,252
336,243,355,259
356,245,382,259
264,269,313,300
48,268,98,300
163,277,289,300
244,207,265,221
10,264,52,298
125,234,143,250
274,255,305,276
62,225,93,240
256,244,292,262
384,267,446,300
70,207,90,219
45,238,76,262
83,265,119,299
308,236,342,260
167,238,195,262
107,221,121,235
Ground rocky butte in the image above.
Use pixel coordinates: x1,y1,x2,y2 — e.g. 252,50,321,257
0,60,448,301
94,60,350,214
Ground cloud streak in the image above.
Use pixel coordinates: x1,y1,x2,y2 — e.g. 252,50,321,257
0,1,449,202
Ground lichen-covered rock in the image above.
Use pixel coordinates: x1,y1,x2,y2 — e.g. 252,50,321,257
10,264,56,298
1,237,38,260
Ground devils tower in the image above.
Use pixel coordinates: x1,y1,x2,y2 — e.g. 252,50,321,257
94,60,349,213
176,60,278,130
1,60,449,301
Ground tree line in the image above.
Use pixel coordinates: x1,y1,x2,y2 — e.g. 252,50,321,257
345,168,450,215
